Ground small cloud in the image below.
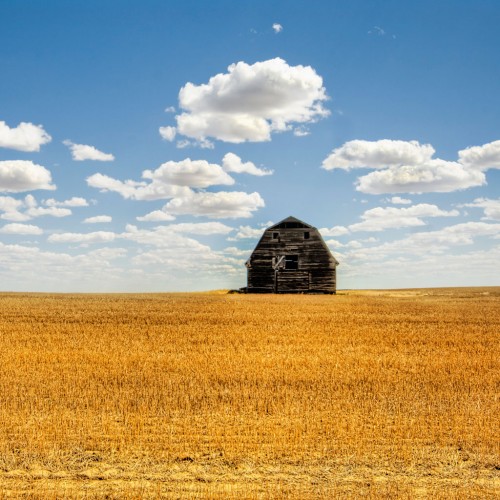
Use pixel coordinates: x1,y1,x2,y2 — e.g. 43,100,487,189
387,196,412,205
44,197,89,207
63,140,115,161
0,160,56,193
26,206,72,218
48,231,116,244
272,23,283,34
164,191,265,219
222,153,273,176
159,126,176,142
136,210,176,222
368,26,386,36
165,106,176,113
0,120,52,152
0,223,43,235
176,139,191,149
293,126,310,137
83,215,112,224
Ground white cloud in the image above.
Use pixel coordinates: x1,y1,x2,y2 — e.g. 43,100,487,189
0,160,56,192
368,26,386,36
48,231,116,244
83,215,112,223
462,198,500,220
0,196,30,221
175,58,329,143
0,121,52,152
63,140,115,161
272,23,283,33
458,140,500,170
293,126,310,137
388,196,412,204
348,203,459,232
322,138,500,194
319,225,350,237
159,126,177,142
44,197,89,207
136,210,176,222
230,225,264,240
0,196,23,213
222,153,273,176
223,246,251,257
322,140,435,171
24,194,37,208
143,158,234,188
165,106,176,113
164,191,265,219
123,224,212,250
166,222,234,235
88,158,234,201
356,159,485,194
87,172,192,201
0,223,43,235
26,206,72,218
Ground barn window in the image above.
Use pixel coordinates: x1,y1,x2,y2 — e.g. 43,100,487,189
272,232,279,239
285,255,298,270
304,231,310,239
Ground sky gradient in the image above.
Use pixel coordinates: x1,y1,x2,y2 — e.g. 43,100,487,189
1,0,499,292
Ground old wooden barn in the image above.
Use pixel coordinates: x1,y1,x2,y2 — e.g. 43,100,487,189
245,216,339,294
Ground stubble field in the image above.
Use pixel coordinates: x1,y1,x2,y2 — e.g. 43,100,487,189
0,288,498,498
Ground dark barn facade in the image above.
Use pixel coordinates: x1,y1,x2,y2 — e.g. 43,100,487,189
245,216,339,294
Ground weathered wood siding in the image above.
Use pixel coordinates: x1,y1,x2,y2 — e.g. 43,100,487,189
246,217,338,294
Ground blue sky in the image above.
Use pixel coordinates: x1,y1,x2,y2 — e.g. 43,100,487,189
1,0,499,292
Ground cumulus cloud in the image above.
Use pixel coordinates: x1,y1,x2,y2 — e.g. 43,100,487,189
123,224,213,250
322,139,491,194
26,206,72,218
272,23,283,33
48,231,116,244
159,126,177,142
44,197,89,207
165,222,234,235
87,172,191,201
136,210,176,222
0,160,56,193
462,198,500,220
348,203,459,232
388,196,412,204
175,58,329,143
319,225,350,237
164,191,265,219
83,215,112,223
0,121,52,152
222,153,273,176
143,158,234,188
230,225,265,240
0,197,22,211
63,140,115,161
0,223,43,235
356,159,485,194
458,140,500,170
322,140,435,171
88,158,234,201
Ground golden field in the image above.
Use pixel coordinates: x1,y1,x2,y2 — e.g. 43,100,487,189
0,288,498,498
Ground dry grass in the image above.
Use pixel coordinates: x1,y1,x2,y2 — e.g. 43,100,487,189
0,288,498,498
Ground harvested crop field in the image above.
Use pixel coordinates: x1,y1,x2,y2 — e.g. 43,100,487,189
0,288,498,498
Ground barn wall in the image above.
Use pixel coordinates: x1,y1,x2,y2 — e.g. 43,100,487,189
247,225,337,294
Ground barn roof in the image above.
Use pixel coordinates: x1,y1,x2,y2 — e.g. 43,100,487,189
268,216,313,230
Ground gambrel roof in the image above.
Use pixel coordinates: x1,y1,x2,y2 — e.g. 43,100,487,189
268,216,313,230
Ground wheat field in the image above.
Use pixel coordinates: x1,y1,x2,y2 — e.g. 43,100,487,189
0,288,498,498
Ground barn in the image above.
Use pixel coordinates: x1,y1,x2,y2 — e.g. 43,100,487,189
245,216,339,294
